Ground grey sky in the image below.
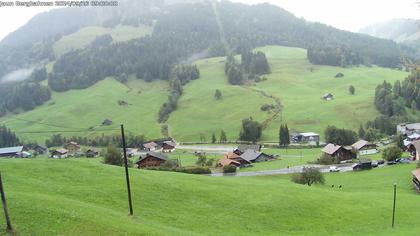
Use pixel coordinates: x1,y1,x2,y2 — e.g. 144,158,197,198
0,0,419,41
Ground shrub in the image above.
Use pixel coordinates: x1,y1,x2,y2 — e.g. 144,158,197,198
316,154,338,165
382,146,402,161
177,166,211,174
291,167,325,186
103,144,123,166
223,165,237,173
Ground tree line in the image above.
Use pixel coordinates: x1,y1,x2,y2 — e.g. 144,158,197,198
0,125,20,148
45,133,146,148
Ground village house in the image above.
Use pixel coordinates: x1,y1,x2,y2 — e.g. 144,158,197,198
240,149,275,163
217,158,241,168
162,141,176,153
352,140,378,156
136,151,168,168
412,169,420,192
397,123,420,135
233,144,262,155
0,146,24,157
50,149,68,159
64,141,81,155
321,143,354,161
408,140,420,161
142,142,159,152
217,152,251,168
292,132,320,144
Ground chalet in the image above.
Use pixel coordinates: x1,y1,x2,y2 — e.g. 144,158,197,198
322,93,334,101
397,123,420,135
408,140,420,161
321,143,354,161
353,158,372,171
64,141,81,155
136,151,168,168
86,149,99,158
240,149,274,163
142,142,159,151
222,152,251,166
412,169,420,192
51,149,68,159
34,145,48,154
0,146,24,157
102,119,113,126
217,158,241,168
162,141,176,153
292,132,320,144
233,144,262,155
352,140,378,156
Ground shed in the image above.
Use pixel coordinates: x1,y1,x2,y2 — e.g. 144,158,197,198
0,146,24,157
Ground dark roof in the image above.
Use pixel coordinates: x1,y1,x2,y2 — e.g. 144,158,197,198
0,146,23,155
236,144,261,153
240,149,263,162
163,141,176,147
139,151,168,162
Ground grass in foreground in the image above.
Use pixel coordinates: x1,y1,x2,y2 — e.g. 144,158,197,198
0,157,419,235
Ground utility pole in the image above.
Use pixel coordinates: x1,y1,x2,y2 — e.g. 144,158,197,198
0,172,13,233
392,183,397,228
121,124,133,216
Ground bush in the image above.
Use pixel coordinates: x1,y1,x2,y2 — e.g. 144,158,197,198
382,146,402,161
103,144,123,166
223,165,237,173
177,166,211,174
316,154,338,165
291,167,324,186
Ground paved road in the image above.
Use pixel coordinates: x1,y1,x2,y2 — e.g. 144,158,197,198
177,145,236,153
208,163,355,177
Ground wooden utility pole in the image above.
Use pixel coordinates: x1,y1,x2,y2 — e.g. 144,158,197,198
392,183,397,228
120,124,133,216
0,172,13,232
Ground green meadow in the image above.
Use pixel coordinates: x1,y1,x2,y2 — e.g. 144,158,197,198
0,157,419,235
0,77,167,143
53,25,152,57
0,46,409,143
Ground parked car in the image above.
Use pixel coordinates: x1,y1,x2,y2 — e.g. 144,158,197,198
399,158,411,164
377,159,385,165
371,161,378,168
329,166,340,172
387,161,397,165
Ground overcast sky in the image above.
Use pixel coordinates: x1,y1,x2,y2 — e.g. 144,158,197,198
0,0,419,41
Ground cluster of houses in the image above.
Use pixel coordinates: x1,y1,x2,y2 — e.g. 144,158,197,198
50,142,100,158
321,139,378,162
398,123,420,161
0,146,32,158
216,145,276,168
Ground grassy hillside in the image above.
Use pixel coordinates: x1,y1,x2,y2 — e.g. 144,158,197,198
0,77,168,142
1,157,419,235
169,46,408,142
53,25,152,57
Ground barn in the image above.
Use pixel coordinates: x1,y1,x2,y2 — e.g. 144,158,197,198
0,146,24,157
136,152,168,168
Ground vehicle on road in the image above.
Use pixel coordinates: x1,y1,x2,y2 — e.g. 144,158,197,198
329,166,340,172
386,161,397,165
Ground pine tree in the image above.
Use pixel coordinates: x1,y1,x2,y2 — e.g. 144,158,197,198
211,133,216,144
220,130,227,143
358,125,366,139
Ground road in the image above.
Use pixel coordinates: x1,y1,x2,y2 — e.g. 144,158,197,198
208,163,355,177
177,145,236,153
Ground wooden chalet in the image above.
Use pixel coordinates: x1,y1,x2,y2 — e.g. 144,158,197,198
136,151,168,168
51,149,68,159
142,142,159,151
217,158,241,168
412,169,420,192
233,144,262,155
352,140,378,156
162,141,176,153
64,141,81,155
322,143,354,161
217,152,251,168
0,146,24,157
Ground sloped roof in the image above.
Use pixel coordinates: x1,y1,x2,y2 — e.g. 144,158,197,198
163,141,176,148
55,148,68,155
352,140,376,150
0,146,23,155
322,143,342,155
143,142,158,149
218,158,240,167
406,123,420,130
412,169,420,181
139,151,168,161
225,152,240,159
240,149,263,162
300,132,319,137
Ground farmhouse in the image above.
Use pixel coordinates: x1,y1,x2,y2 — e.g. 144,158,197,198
397,123,420,135
408,140,420,161
64,141,81,155
322,93,334,101
34,145,48,154
412,169,420,191
219,152,251,167
0,146,24,157
240,149,274,163
136,151,168,168
233,144,262,155
162,141,176,153
217,158,241,168
352,140,378,156
51,149,68,158
322,143,354,161
292,132,320,144
142,142,159,151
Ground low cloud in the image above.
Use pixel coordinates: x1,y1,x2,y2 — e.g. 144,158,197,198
0,67,34,84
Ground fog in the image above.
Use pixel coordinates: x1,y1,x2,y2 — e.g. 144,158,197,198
0,67,34,84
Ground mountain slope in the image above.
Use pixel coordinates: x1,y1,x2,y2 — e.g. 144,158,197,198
359,19,420,43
